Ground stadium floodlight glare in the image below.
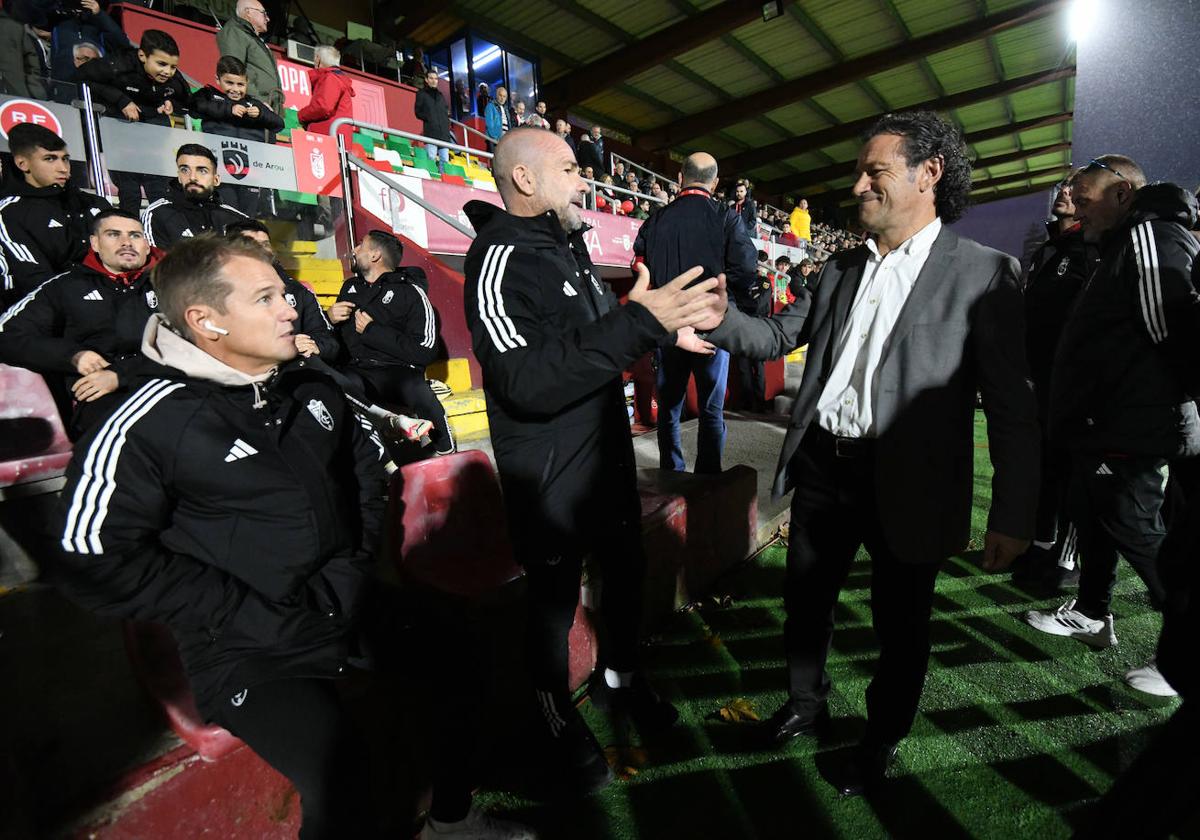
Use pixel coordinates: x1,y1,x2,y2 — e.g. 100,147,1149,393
1068,0,1097,41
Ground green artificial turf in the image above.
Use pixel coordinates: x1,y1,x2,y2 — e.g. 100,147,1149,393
479,413,1179,838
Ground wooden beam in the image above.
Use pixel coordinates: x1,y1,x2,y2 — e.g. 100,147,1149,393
763,140,1071,196
539,0,764,109
722,67,1075,176
637,0,1069,150
964,111,1072,146
972,181,1059,205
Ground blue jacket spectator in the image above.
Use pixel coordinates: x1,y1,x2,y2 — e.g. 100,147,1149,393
484,87,511,142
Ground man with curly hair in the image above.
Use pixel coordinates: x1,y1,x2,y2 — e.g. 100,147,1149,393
696,111,1040,795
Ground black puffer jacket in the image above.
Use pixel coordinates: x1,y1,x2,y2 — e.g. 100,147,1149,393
334,267,440,369
189,85,284,143
141,180,248,250
75,44,188,126
1048,184,1200,456
54,316,388,716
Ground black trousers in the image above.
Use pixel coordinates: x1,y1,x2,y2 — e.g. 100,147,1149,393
112,172,171,214
1033,437,1078,565
212,678,373,840
1069,453,1167,617
349,364,454,454
784,427,940,746
735,355,767,412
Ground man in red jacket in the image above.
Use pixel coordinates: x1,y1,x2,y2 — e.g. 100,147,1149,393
298,45,355,142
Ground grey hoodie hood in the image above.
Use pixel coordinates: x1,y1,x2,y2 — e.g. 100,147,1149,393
141,313,276,388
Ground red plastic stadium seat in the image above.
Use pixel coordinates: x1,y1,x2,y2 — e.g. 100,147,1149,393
368,159,393,173
0,364,72,488
440,174,466,187
122,621,243,762
389,450,522,597
350,142,369,160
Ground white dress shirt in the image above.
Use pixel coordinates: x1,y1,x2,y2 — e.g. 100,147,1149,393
816,217,942,438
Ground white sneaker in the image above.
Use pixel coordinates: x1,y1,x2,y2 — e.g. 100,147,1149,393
1025,598,1117,648
1125,660,1179,697
419,804,537,840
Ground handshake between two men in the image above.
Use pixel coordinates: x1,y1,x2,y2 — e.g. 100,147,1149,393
626,263,727,355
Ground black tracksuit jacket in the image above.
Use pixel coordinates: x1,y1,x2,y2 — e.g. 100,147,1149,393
633,188,758,308
463,200,666,544
0,178,111,304
141,180,249,250
188,85,284,142
1048,184,1200,457
333,267,440,369
75,45,189,126
54,348,388,715
0,253,159,385
1023,222,1100,417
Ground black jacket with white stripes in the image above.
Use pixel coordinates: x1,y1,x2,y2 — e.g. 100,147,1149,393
463,200,667,537
274,263,339,359
1048,183,1200,457
0,251,160,388
0,178,111,305
141,180,248,251
333,267,439,369
54,317,389,716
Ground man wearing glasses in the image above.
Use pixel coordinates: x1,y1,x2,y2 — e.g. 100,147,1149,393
1027,155,1200,699
1010,170,1100,594
217,0,283,114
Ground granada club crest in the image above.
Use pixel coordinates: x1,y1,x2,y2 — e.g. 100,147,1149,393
309,145,326,179
220,140,251,181
0,99,63,139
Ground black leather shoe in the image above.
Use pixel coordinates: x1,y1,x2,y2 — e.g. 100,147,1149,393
757,701,830,747
837,741,898,797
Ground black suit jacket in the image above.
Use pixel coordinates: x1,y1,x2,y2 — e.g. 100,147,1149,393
707,224,1040,563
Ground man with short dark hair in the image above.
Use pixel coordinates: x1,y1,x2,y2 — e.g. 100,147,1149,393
635,151,757,470
730,182,756,233
1010,172,1098,593
142,144,248,250
0,123,111,305
1028,155,1200,697
575,124,605,175
0,208,160,435
463,126,720,793
414,67,454,173
328,230,454,455
699,111,1039,794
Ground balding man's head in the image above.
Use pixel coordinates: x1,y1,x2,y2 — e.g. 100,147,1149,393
493,127,588,231
681,153,718,190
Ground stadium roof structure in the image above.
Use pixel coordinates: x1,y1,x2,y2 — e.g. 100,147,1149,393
397,0,1076,205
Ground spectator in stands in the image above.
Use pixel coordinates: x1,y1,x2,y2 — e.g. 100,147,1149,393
399,45,425,84
0,208,162,435
554,118,574,155
142,144,248,250
216,0,282,113
614,160,626,180
0,123,110,306
789,197,812,242
0,4,47,99
297,45,355,143
484,85,510,147
462,126,718,795
575,124,605,176
51,235,382,840
778,221,800,248
528,100,551,130
413,68,455,174
451,77,469,120
76,28,187,214
1009,172,1096,593
633,197,651,220
475,81,489,115
512,99,526,126
700,110,1038,798
730,182,755,233
1027,157,1200,697
623,170,639,194
635,151,757,473
189,55,283,215
328,230,455,456
49,0,130,104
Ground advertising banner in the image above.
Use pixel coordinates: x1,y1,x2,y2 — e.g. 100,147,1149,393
289,131,342,197
0,95,86,156
100,118,298,191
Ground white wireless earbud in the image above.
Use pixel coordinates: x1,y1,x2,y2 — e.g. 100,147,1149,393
203,320,229,336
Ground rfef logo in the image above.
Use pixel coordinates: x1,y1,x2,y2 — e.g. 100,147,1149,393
0,99,63,140
220,140,251,180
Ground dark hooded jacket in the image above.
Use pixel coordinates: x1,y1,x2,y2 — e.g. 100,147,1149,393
1048,184,1200,456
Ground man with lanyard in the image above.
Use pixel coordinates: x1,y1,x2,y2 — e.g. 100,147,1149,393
633,152,758,472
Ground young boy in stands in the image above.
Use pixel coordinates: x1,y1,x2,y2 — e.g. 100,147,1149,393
53,235,531,840
76,29,189,214
0,123,111,307
0,209,161,436
190,55,284,215
142,144,248,250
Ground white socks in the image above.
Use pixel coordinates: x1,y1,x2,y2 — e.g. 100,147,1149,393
604,668,633,689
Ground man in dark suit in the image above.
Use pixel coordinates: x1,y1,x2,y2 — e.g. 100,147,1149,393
698,111,1040,795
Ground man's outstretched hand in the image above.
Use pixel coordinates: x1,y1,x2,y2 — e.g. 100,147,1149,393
675,326,716,355
628,263,722,334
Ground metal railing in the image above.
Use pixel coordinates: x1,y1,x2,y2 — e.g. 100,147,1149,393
610,152,673,190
